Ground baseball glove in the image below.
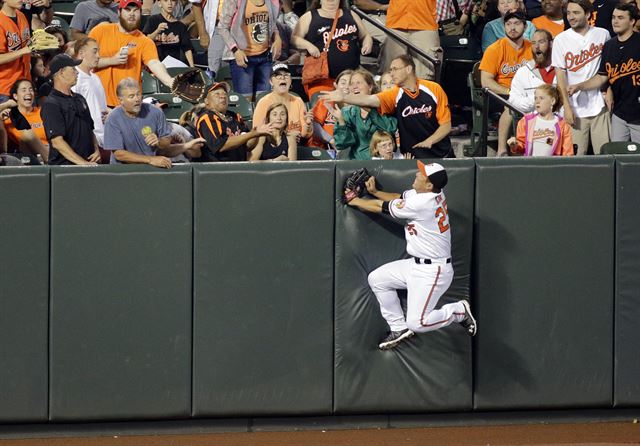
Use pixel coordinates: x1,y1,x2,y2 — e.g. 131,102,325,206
171,68,208,103
343,167,371,203
28,29,60,53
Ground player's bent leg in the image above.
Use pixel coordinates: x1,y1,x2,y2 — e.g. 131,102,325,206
405,263,455,333
368,259,412,332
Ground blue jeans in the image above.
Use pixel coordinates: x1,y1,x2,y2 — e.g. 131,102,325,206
229,51,272,96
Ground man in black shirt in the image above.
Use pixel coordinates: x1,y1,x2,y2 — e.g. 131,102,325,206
568,2,640,142
142,0,194,65
195,82,272,162
41,54,101,165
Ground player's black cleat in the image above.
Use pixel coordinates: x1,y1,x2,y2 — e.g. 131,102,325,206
459,300,477,336
378,329,415,350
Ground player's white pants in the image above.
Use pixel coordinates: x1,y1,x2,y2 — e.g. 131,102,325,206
368,259,465,333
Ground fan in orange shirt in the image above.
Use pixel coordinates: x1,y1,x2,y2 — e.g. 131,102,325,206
532,0,566,37
480,10,532,156
89,0,176,107
0,0,31,97
2,79,48,160
382,0,440,80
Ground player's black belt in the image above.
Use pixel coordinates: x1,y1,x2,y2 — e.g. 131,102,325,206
413,257,451,265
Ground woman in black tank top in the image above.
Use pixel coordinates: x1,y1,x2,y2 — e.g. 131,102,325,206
291,0,373,98
248,103,298,161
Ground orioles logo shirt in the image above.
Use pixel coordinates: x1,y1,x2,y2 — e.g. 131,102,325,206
479,37,533,89
552,26,610,117
599,32,640,124
376,79,453,158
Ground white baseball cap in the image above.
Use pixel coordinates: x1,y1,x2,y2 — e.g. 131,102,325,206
417,161,448,189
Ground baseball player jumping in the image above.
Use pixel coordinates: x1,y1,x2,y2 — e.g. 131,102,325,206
345,161,477,350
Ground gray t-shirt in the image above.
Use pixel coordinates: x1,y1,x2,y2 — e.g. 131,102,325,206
70,0,119,34
104,103,171,163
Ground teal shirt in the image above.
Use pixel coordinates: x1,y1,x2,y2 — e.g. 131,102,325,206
333,106,398,160
482,18,537,52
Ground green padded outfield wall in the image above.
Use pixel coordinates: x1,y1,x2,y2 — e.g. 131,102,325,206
334,160,475,413
192,163,334,416
0,168,49,422
49,166,192,421
614,157,640,406
474,158,614,409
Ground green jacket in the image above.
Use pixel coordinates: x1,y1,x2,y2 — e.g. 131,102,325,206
333,106,398,160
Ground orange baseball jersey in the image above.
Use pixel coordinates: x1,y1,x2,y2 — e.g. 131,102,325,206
479,38,533,88
531,15,565,38
387,0,438,31
3,106,47,149
0,10,31,95
376,79,452,157
89,23,159,107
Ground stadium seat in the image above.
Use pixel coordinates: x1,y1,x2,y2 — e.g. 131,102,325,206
147,93,194,123
215,64,232,84
227,91,253,126
601,141,640,155
51,0,78,20
466,61,485,156
297,146,333,161
141,70,160,95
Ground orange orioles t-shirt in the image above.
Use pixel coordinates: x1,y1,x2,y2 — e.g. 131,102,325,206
386,0,437,31
376,79,452,158
242,0,270,56
532,15,565,38
89,23,159,107
479,37,533,88
0,10,31,95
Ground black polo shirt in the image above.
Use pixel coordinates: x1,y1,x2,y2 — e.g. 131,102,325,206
41,88,95,165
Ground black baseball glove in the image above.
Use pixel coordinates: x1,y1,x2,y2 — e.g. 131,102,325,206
171,68,208,103
343,167,371,203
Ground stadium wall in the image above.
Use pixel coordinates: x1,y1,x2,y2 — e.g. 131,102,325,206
0,157,638,424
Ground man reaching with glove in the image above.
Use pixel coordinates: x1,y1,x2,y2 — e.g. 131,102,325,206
89,0,176,108
344,161,477,350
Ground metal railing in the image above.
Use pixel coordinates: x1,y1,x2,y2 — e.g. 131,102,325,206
350,6,442,84
477,87,526,157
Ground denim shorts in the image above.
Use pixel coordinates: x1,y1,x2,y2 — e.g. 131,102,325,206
229,51,272,96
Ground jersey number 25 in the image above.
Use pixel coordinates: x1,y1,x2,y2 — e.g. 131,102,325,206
435,202,449,233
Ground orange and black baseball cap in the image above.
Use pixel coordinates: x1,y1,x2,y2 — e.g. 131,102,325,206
417,161,448,189
206,81,230,95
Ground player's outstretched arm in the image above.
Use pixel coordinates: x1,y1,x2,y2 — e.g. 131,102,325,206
347,197,384,214
365,176,401,201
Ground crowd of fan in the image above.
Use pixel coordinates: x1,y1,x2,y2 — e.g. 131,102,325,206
0,0,638,167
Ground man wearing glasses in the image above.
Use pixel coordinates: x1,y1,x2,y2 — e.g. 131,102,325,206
251,63,312,139
320,54,454,158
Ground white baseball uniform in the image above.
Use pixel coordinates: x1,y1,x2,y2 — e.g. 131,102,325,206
367,189,467,334
552,26,610,118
